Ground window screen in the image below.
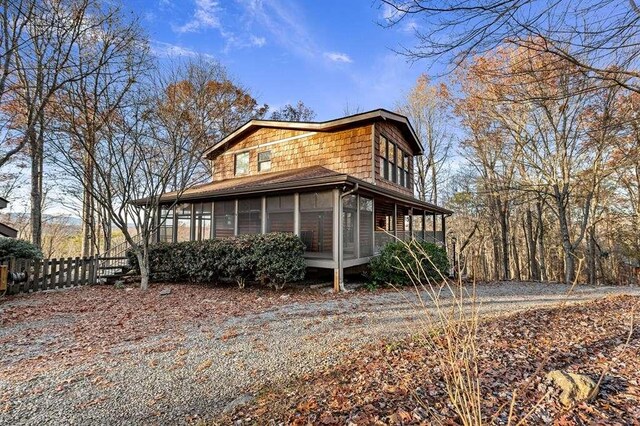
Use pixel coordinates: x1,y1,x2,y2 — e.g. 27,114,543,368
214,200,235,239
195,202,212,240
359,197,374,257
159,205,174,242
266,195,294,233
238,198,262,235
175,203,192,242
299,191,333,258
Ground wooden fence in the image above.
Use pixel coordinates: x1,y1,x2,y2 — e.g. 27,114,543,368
0,256,98,295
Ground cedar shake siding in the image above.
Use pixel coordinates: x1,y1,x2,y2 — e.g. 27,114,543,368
209,126,373,182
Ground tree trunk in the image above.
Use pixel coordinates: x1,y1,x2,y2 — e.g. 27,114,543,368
536,201,548,282
525,208,540,280
430,152,438,204
499,205,510,281
512,234,521,281
587,226,597,286
136,248,150,290
29,129,43,249
81,138,95,257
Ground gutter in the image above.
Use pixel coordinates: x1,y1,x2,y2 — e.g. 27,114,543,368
335,182,359,292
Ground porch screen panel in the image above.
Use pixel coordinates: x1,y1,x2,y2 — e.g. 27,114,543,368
159,205,174,242
266,195,294,233
359,196,373,257
396,206,408,241
214,200,235,239
299,191,333,259
375,201,395,254
176,204,192,242
238,198,262,235
343,195,357,260
195,202,212,240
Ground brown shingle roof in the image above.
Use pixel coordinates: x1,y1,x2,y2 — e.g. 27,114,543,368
156,166,347,202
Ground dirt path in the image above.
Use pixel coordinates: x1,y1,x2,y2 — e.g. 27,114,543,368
1,282,638,425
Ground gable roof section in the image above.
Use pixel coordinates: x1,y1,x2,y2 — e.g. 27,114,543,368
203,109,423,159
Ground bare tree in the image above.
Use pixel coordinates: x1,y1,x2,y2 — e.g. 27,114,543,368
380,0,640,93
0,0,37,169
153,58,268,185
51,4,147,256
397,74,452,203
53,88,201,290
269,100,316,121
3,0,134,249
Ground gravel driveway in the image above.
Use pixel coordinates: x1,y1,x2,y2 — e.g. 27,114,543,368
1,282,638,425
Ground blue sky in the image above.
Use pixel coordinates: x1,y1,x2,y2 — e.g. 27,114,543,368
131,0,440,119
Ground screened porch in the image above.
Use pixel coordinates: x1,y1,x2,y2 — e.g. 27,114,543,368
156,188,448,270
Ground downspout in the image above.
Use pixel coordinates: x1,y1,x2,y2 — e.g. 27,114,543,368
337,183,359,292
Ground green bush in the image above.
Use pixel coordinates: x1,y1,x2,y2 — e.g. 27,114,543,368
368,239,449,286
251,233,306,290
0,238,43,260
127,233,306,289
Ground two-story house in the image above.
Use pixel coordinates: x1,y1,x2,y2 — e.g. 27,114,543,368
154,109,452,291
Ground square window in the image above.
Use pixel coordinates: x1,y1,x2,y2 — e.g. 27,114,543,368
235,152,249,175
258,151,271,172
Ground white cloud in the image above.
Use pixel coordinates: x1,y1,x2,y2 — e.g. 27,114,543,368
381,3,397,21
324,51,353,63
250,35,266,47
175,0,222,33
150,41,214,59
237,0,317,58
402,20,418,33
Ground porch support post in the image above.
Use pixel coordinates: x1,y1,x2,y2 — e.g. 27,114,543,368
432,214,437,243
356,194,361,259
261,196,267,234
211,201,215,239
393,203,398,238
333,188,343,293
190,203,196,241
294,193,300,236
372,198,376,252
234,199,239,236
172,205,177,243
409,207,413,240
441,215,446,246
422,211,426,241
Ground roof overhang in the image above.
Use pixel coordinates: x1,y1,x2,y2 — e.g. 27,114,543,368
0,222,18,238
202,109,424,159
146,175,452,215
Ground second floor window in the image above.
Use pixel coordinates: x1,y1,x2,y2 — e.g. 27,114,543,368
258,151,271,172
403,153,411,189
380,135,411,188
235,152,249,175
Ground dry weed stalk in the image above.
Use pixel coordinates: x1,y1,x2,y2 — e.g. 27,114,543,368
392,239,483,426
391,240,595,425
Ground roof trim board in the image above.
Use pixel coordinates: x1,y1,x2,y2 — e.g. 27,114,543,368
203,108,423,159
